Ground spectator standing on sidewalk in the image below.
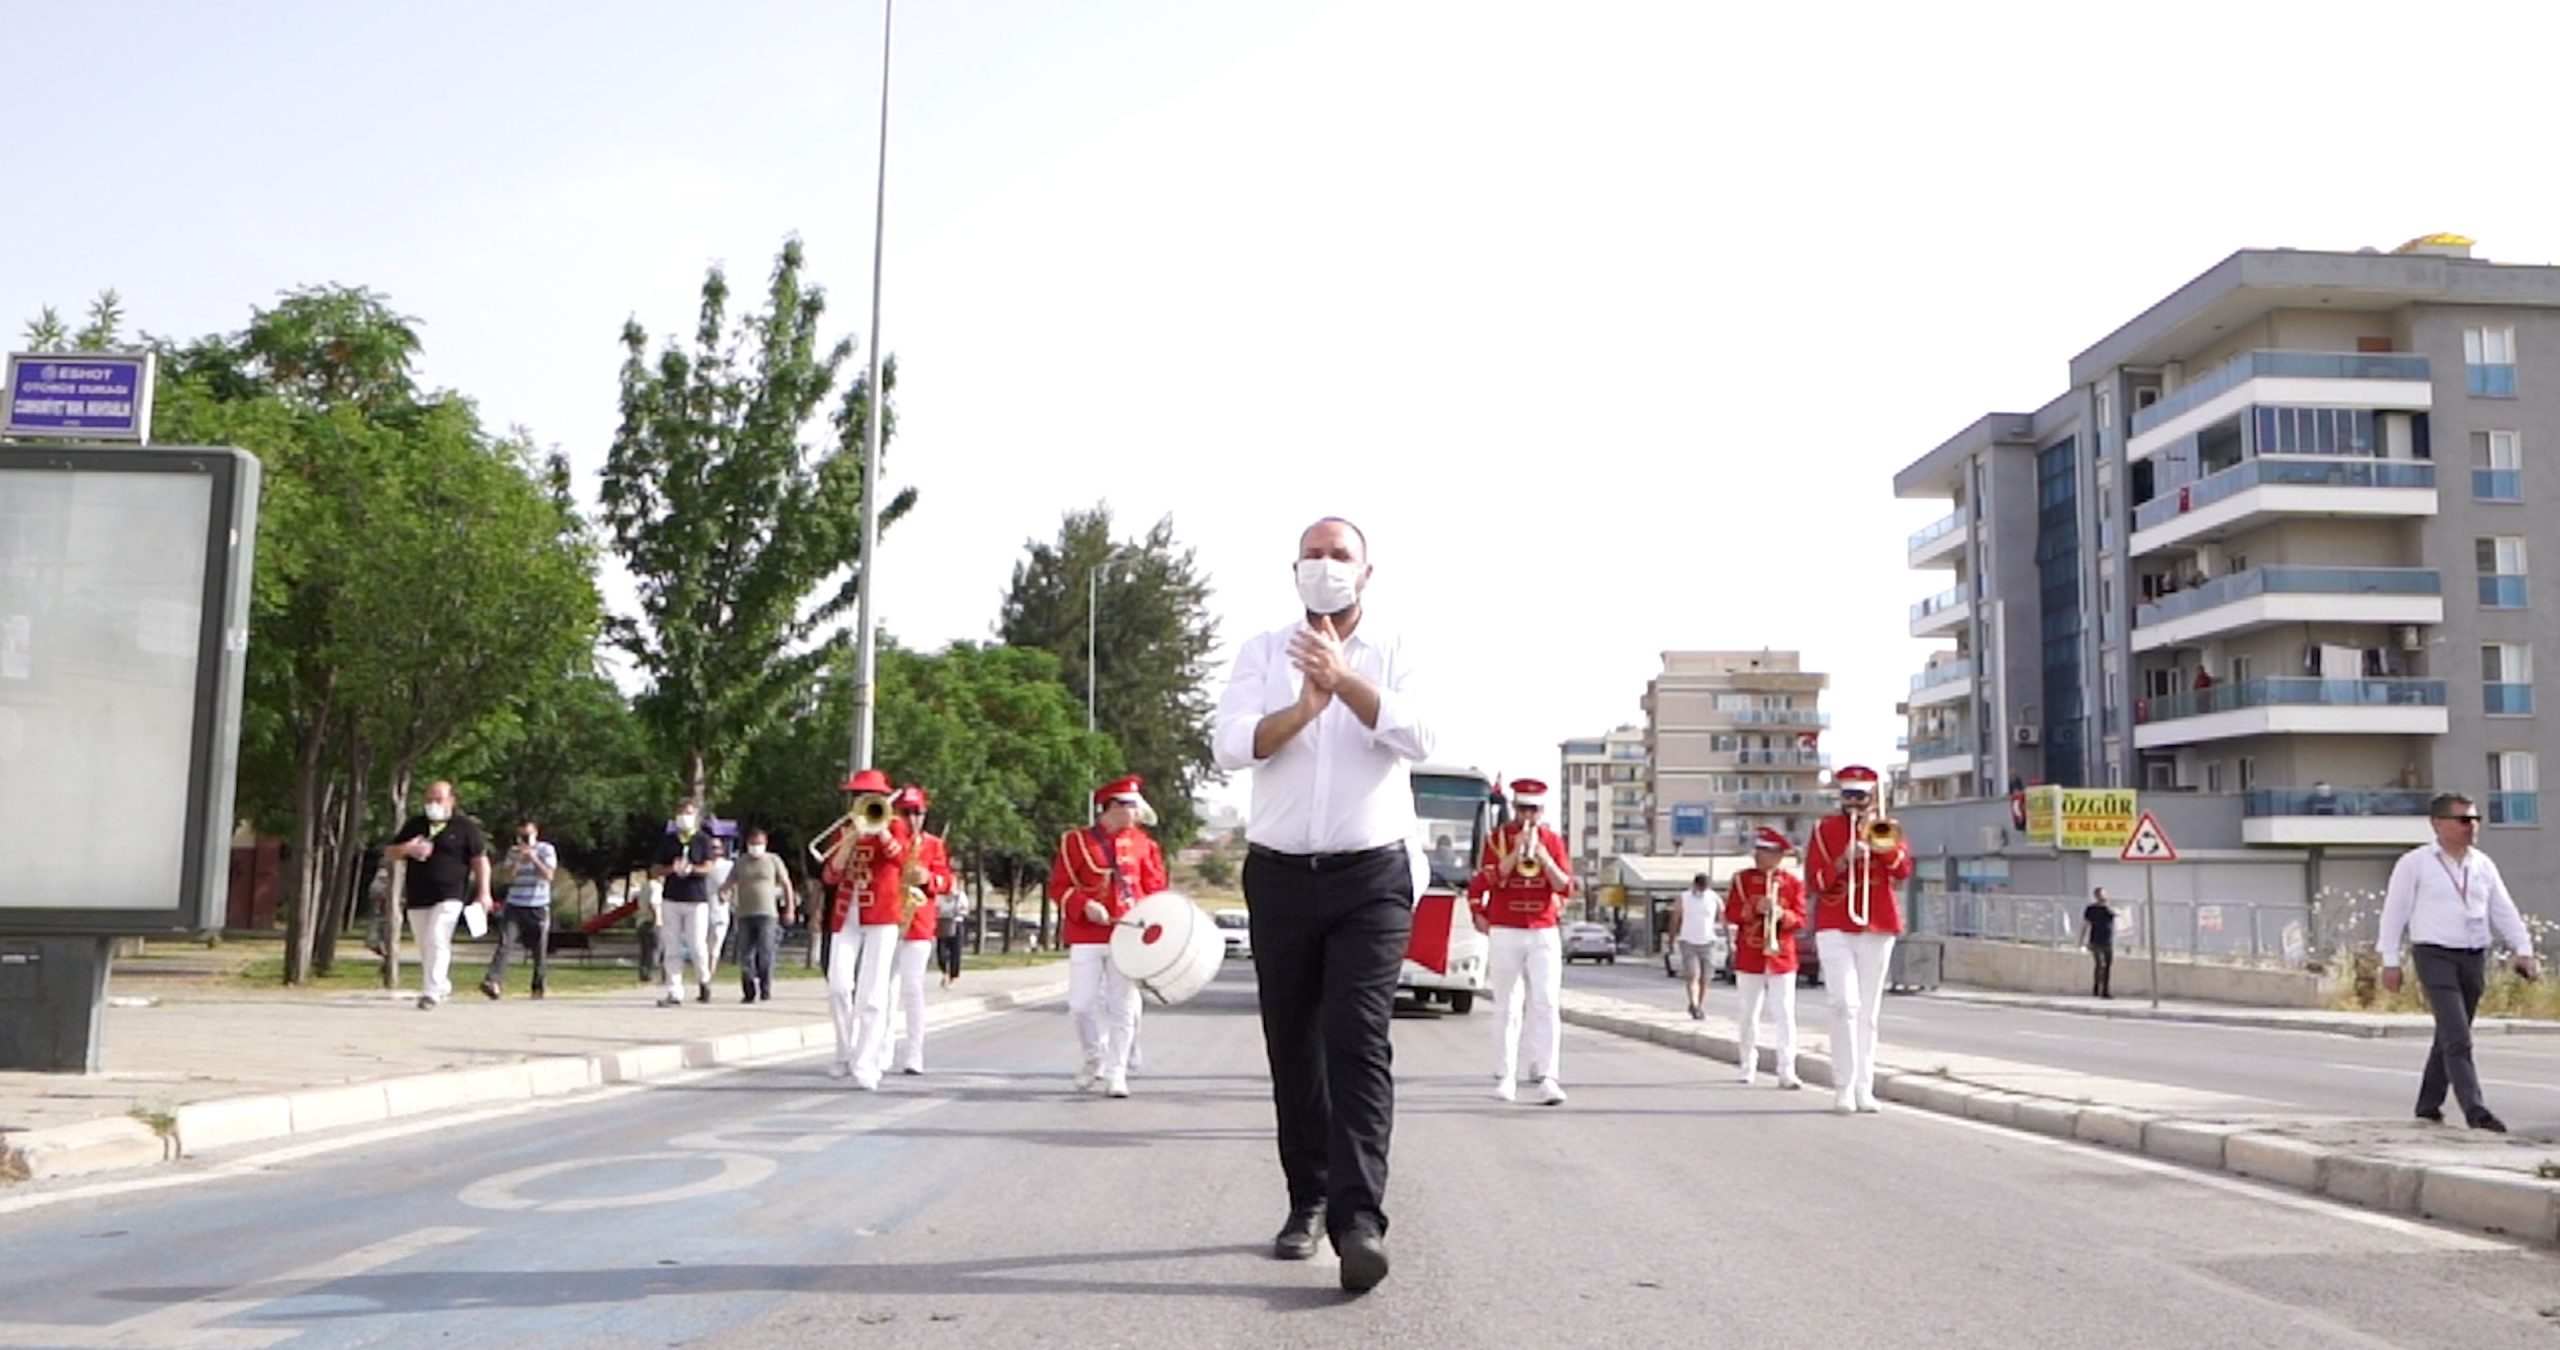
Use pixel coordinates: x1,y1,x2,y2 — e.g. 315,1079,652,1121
481,818,557,999
1668,871,1718,1020
654,800,718,1007
382,781,492,1010
2084,887,2117,1000
2377,793,2541,1133
723,828,794,1003
704,835,737,981
935,883,968,987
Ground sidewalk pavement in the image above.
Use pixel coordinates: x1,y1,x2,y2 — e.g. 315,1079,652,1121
1918,985,2560,1039
0,957,1068,1184
1560,988,2560,1248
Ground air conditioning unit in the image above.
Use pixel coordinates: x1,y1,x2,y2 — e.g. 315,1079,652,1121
2395,625,2423,652
2013,725,2042,746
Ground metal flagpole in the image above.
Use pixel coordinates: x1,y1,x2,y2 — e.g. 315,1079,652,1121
849,0,896,778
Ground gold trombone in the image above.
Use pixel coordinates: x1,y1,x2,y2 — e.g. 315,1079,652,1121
1845,804,1902,928
809,792,896,866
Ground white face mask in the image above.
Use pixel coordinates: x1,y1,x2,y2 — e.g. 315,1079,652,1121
1294,558,1362,616
424,801,451,823
676,813,698,833
747,843,767,858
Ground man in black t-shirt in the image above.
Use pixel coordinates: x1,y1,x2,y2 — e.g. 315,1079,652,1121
653,800,718,1007
2083,887,2117,1000
383,780,493,1010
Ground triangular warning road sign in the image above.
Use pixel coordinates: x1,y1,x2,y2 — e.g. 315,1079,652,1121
2118,810,2178,863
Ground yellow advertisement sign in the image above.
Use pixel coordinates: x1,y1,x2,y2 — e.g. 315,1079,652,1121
2022,786,2060,844
2059,789,2139,852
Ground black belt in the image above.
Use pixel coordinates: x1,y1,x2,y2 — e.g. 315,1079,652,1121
1247,842,1404,874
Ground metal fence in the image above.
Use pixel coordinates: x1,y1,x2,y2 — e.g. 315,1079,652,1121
1909,890,2349,971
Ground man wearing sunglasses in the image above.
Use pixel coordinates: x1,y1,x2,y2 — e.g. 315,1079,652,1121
2376,793,2541,1133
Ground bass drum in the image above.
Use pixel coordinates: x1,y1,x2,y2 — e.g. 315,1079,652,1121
1110,891,1224,1006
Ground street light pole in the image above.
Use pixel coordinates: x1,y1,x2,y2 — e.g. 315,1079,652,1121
848,0,895,778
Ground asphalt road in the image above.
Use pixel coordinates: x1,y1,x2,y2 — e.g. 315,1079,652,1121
1,964,2555,1349
1571,957,2560,1124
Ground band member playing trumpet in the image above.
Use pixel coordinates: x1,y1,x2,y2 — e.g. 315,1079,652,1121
879,785,956,1076
1048,775,1166,1098
1805,764,1913,1114
1469,778,1574,1105
1725,827,1806,1089
819,767,912,1089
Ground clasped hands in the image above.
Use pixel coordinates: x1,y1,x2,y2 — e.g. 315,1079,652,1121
1290,616,1349,712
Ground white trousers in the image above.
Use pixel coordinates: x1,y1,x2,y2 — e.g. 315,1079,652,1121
1734,971,1799,1081
827,923,899,1085
878,938,932,1074
1815,930,1896,1105
1067,944,1138,1077
1489,925,1563,1082
708,899,734,975
661,900,713,998
412,901,463,1002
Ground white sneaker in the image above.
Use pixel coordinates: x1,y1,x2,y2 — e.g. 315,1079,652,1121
1493,1076,1517,1102
1777,1074,1804,1091
1834,1091,1858,1115
853,1073,882,1092
1737,1071,1758,1086
1075,1063,1099,1091
1536,1078,1567,1106
1856,1090,1882,1114
828,1061,851,1080
1104,1074,1130,1099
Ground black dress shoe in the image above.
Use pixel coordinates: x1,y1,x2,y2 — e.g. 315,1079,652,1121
1335,1226,1389,1293
2416,1106,2445,1123
1272,1207,1324,1261
2468,1111,2509,1134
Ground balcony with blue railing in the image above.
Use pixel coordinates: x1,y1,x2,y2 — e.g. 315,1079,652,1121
2486,683,2535,715
2474,468,2523,501
1910,659,1974,693
2134,565,2440,632
1910,585,1969,634
1733,749,1829,767
1732,791,1815,809
2243,787,2434,818
2488,793,2540,827
1906,735,1971,761
2140,677,2447,724
1728,708,1831,728
1907,510,1967,567
2480,575,2529,608
1908,511,1963,552
2131,350,2432,439
2132,457,2437,533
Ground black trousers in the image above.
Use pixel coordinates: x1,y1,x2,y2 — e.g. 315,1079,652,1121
2089,940,2113,997
736,914,779,997
1243,843,1414,1240
935,932,964,981
2413,943,2489,1120
484,905,551,991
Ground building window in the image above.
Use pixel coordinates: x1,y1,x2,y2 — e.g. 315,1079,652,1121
2483,642,2534,716
2204,761,2224,793
2472,430,2523,501
2478,536,2529,608
2487,751,2539,826
2252,406,2377,456
2236,756,2254,792
2466,325,2518,397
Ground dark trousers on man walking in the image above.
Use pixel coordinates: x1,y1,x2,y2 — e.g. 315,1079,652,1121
935,932,964,983
485,904,550,995
2089,939,2113,998
736,914,779,1000
1243,845,1414,1243
2413,942,2491,1123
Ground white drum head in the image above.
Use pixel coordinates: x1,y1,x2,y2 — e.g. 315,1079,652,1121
1109,891,1223,1006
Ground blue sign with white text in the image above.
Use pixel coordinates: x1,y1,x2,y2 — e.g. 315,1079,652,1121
1670,804,1710,839
4,353,153,441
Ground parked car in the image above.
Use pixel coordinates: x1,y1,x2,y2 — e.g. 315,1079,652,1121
1561,922,1617,963
1213,908,1252,960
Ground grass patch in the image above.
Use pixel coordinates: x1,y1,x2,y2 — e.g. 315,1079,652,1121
236,954,653,997
129,1109,175,1138
2329,965,2560,1020
2536,1161,2560,1182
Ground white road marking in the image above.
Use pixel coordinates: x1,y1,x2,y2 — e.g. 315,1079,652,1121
460,1151,782,1211
1902,1107,2518,1253
0,1225,480,1348
2322,1061,2560,1094
2013,1029,2126,1045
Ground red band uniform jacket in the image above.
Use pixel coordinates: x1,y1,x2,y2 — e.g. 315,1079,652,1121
1803,812,1914,935
821,819,914,932
1049,825,1168,946
1471,821,1574,929
1723,867,1807,976
901,833,958,941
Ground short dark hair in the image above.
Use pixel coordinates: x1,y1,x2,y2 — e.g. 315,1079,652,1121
1692,873,1710,888
2429,792,2475,818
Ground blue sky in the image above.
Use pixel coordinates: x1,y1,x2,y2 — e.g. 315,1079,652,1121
11,0,2560,811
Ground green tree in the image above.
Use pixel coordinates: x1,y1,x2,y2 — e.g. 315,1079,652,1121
998,506,1221,846
18,289,125,352
598,239,912,809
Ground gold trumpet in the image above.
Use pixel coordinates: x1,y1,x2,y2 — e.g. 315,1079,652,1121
1508,823,1544,879
1761,871,1783,956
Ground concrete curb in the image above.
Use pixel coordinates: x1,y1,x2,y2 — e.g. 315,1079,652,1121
1919,989,2560,1039
0,980,1067,1185
1561,996,2560,1246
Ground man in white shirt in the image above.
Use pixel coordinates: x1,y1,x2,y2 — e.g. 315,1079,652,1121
1668,872,1719,1020
2376,792,2541,1132
1214,517,1433,1296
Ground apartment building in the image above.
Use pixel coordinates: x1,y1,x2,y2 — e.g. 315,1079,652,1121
1894,235,2556,883
1558,724,1647,882
1640,651,1831,856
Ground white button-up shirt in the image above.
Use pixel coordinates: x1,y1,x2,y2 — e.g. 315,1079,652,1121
2376,842,2534,965
1213,615,1435,859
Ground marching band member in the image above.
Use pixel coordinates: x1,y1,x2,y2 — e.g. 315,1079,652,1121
876,785,956,1077
819,767,912,1089
1804,764,1912,1114
1471,778,1574,1105
1047,775,1167,1098
1724,827,1806,1089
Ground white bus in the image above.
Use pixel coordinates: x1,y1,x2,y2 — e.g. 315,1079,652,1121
1400,764,1500,1012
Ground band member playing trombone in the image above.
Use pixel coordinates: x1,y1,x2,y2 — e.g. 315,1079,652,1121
1805,764,1912,1114
1725,827,1805,1089
819,767,911,1089
1470,778,1574,1105
879,785,956,1076
1047,775,1166,1098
